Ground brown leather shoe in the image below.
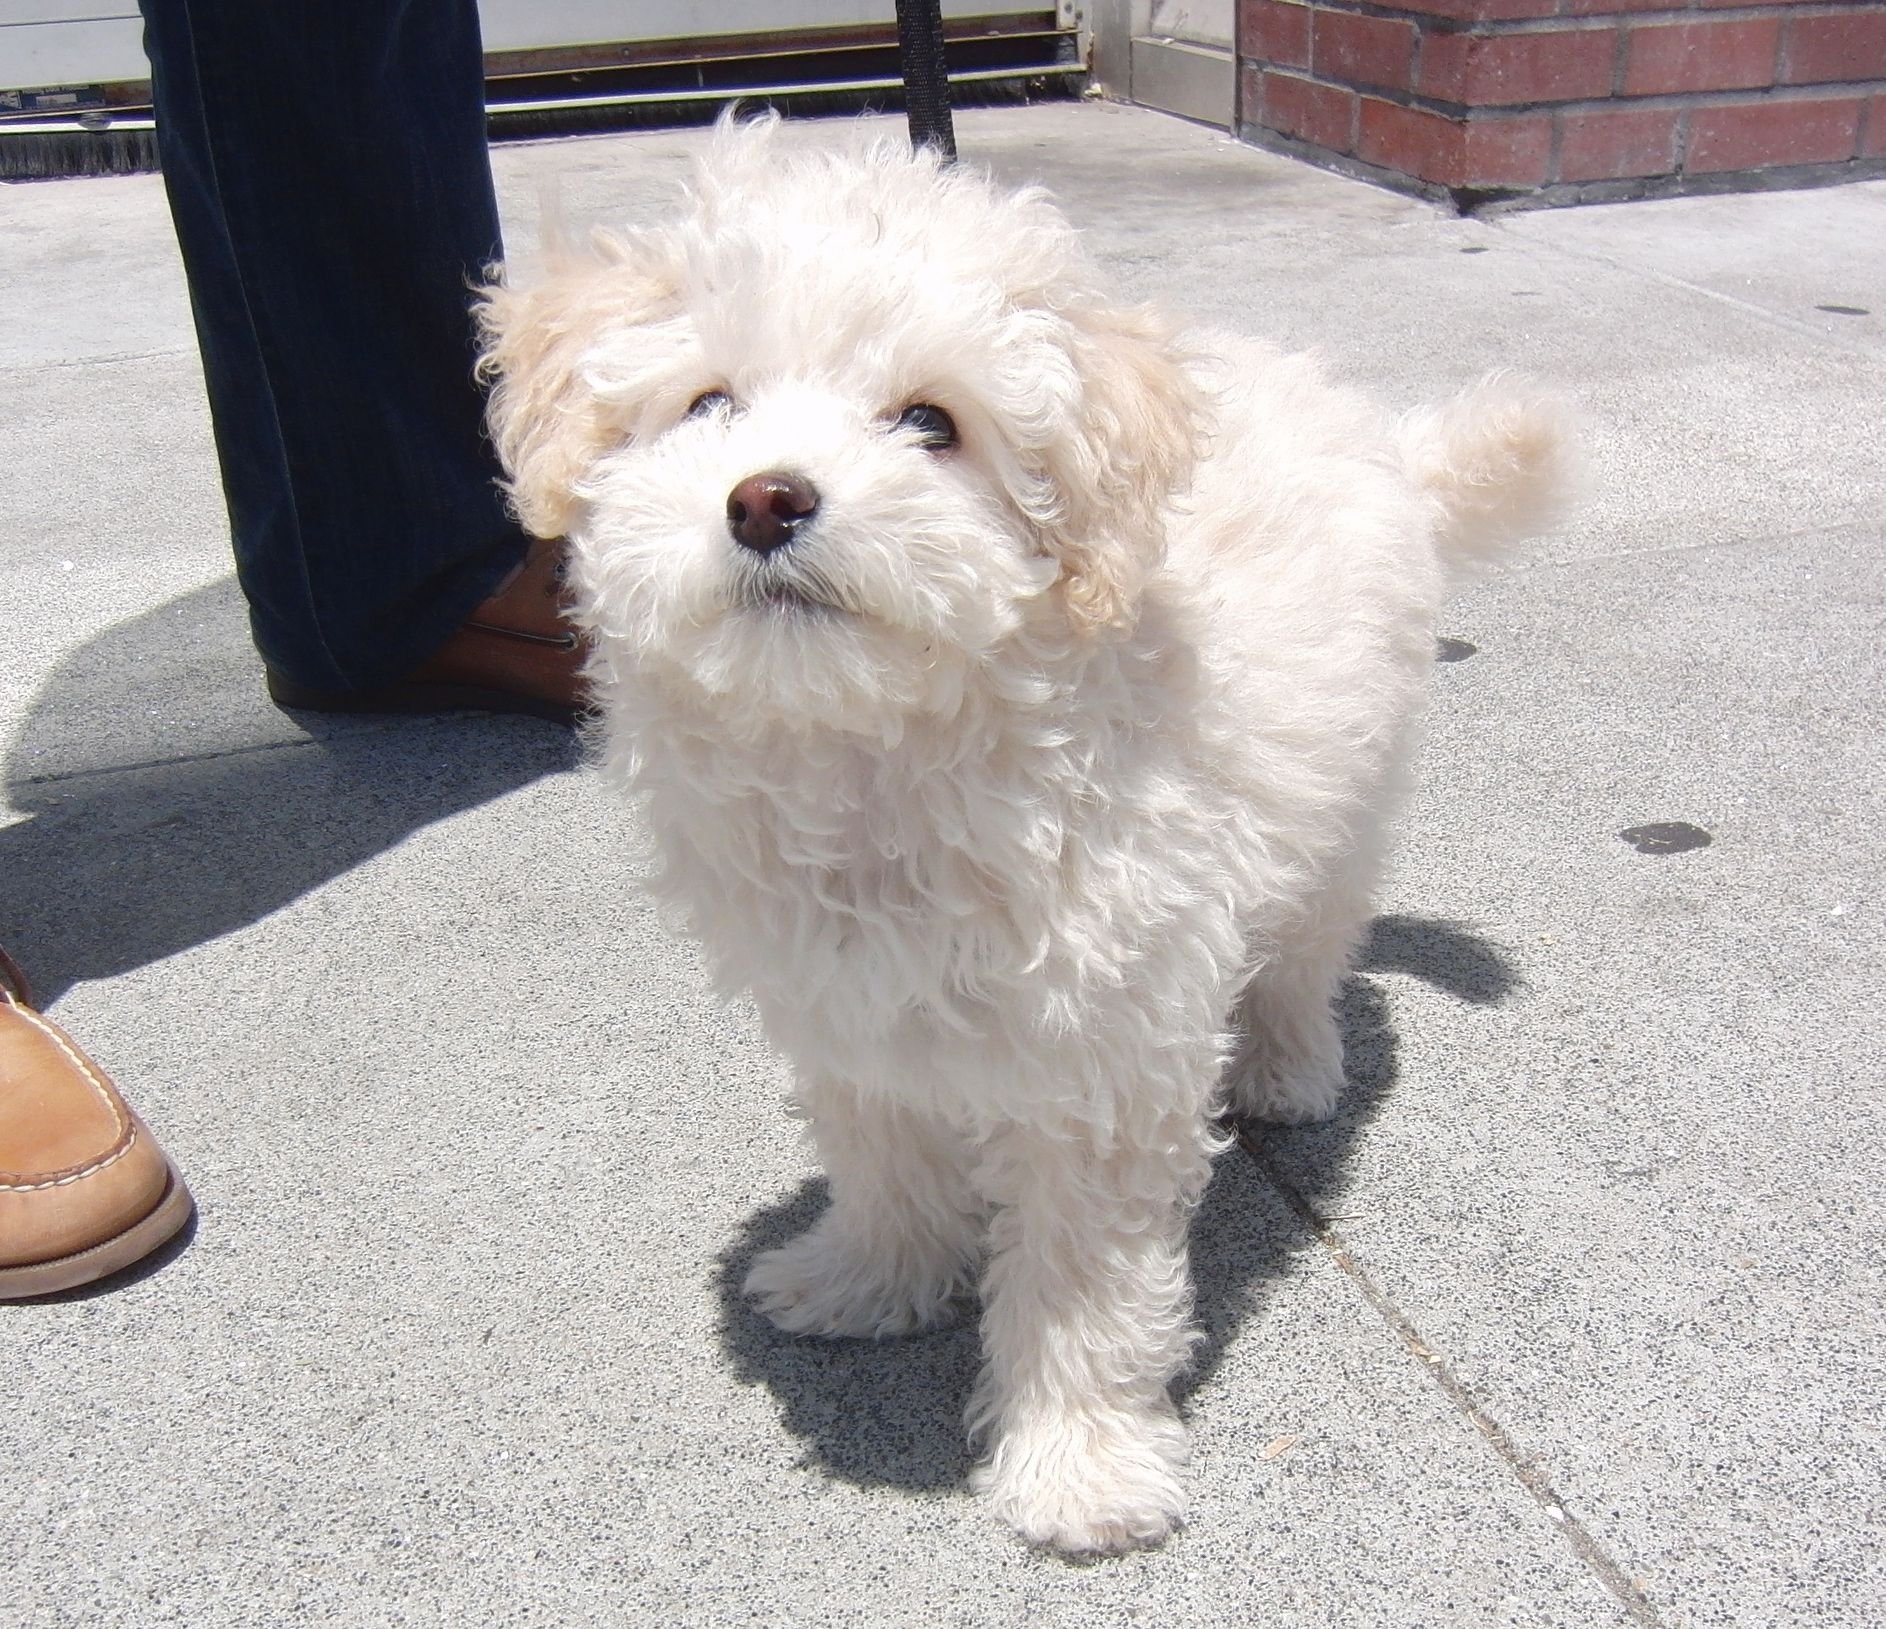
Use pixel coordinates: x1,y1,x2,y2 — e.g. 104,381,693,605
0,950,194,1298
265,536,590,725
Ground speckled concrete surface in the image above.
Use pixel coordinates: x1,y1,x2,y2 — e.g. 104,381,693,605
3,103,1882,1629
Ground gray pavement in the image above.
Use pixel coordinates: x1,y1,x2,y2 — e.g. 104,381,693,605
4,101,1883,1628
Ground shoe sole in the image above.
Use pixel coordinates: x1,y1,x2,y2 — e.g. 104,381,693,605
265,667,585,727
0,1163,195,1300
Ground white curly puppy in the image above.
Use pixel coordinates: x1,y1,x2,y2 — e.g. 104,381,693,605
477,115,1565,1555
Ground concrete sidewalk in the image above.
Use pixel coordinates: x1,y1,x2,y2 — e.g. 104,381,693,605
3,102,1882,1628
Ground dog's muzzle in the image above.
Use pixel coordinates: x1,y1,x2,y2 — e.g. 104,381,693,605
727,470,820,555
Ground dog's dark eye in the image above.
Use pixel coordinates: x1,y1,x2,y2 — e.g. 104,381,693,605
687,390,733,420
895,403,958,451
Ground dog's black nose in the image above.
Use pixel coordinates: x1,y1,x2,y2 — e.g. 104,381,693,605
726,471,820,554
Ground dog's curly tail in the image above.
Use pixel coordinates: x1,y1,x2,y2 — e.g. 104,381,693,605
1397,374,1576,586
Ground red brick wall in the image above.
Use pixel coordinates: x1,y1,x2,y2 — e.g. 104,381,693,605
1237,0,1886,204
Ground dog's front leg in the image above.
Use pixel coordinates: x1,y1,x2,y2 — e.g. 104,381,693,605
745,1078,982,1339
967,1114,1211,1555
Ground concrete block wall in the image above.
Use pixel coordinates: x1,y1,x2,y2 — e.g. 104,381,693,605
1236,0,1886,206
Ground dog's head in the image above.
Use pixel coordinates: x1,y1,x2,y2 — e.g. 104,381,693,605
477,114,1199,735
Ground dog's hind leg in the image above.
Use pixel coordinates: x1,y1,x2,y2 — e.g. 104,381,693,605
744,1079,982,1339
966,1106,1213,1555
1225,852,1378,1126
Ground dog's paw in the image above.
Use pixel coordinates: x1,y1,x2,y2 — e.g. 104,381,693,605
1229,1052,1345,1125
1226,1019,1347,1125
971,1405,1188,1557
744,1226,963,1340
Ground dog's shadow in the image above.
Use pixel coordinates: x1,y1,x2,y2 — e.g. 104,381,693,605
712,915,1518,1493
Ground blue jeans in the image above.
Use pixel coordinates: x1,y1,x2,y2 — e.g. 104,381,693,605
138,0,529,692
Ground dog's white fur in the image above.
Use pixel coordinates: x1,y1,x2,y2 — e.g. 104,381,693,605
477,116,1567,1555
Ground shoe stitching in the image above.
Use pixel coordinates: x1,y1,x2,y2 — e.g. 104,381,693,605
0,995,138,1191
461,618,581,650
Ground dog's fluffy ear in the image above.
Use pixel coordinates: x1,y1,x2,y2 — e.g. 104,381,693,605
475,237,676,539
1038,303,1201,634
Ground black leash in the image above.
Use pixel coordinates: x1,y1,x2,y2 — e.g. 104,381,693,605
893,0,957,163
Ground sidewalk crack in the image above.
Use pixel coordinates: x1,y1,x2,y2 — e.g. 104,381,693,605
1505,517,1880,579
1235,1123,1665,1629
1485,223,1884,366
11,720,439,790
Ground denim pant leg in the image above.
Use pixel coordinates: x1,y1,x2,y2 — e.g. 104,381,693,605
138,0,529,692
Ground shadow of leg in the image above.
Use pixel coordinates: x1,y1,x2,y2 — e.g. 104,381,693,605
713,1178,979,1493
3,579,579,1002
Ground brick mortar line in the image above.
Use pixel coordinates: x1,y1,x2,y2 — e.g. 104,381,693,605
1551,149,1886,189
1239,121,1533,202
1236,117,1886,205
1253,0,1886,36
1675,99,1697,163
1245,67,1886,116
1234,1122,1667,1628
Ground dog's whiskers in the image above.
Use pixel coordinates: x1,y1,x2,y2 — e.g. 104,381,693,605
726,556,860,618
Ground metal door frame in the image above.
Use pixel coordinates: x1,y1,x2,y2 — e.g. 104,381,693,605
1087,0,1237,130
